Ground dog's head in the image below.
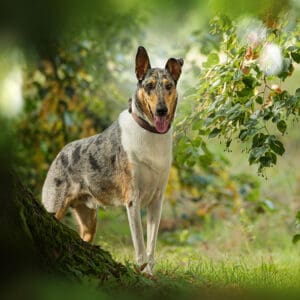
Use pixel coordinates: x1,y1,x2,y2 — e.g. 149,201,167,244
133,46,183,134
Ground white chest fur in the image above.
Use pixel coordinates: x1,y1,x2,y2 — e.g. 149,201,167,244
119,110,172,206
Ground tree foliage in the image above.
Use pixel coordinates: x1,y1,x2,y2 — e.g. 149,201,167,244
11,7,300,223
177,15,300,174
16,15,141,197
293,211,300,244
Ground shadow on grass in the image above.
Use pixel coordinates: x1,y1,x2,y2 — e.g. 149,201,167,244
2,271,300,300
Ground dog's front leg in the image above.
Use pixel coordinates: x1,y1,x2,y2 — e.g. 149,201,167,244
145,195,163,275
126,199,146,269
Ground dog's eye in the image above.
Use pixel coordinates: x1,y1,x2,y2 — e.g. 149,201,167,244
165,83,173,90
145,82,155,90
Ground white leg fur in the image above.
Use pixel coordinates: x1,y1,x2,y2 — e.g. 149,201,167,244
145,195,163,274
119,110,173,274
126,200,146,267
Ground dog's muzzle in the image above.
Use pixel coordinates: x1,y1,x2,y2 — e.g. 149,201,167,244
156,105,168,117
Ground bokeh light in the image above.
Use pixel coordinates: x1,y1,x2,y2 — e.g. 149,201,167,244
0,66,23,118
259,43,283,76
236,17,267,47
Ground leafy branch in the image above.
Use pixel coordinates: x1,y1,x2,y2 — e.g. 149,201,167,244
293,211,300,244
177,15,300,173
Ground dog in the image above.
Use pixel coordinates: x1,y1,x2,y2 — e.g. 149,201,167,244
42,46,183,274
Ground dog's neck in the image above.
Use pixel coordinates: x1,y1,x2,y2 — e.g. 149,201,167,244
128,97,171,134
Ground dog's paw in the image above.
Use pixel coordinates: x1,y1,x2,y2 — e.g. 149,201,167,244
142,264,158,281
133,263,156,280
142,264,152,275
134,262,148,274
142,270,157,281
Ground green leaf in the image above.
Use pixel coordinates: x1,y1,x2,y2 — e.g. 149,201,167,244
259,199,276,212
186,159,196,167
291,52,300,63
237,87,253,97
260,151,277,166
272,114,280,123
239,129,248,141
287,46,299,52
203,53,219,68
270,139,285,156
242,75,256,88
292,234,300,244
192,137,202,147
278,58,292,80
252,133,267,147
269,152,277,165
233,70,243,81
255,96,263,104
204,117,215,127
192,119,203,131
249,146,267,165
295,88,300,98
296,211,300,222
296,211,300,227
277,120,287,134
263,110,273,121
209,127,221,138
177,136,189,157
226,139,232,148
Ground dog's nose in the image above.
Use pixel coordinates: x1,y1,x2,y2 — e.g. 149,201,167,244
156,106,168,116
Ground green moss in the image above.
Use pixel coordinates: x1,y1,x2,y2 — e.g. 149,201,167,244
14,176,137,283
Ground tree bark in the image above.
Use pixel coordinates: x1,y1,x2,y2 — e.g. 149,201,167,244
0,171,129,283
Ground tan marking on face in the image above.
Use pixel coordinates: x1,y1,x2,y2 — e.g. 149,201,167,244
163,79,177,122
137,88,159,122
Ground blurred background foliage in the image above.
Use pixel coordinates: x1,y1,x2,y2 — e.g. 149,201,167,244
0,0,300,246
16,13,142,195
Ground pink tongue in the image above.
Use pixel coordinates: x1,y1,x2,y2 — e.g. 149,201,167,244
154,116,169,133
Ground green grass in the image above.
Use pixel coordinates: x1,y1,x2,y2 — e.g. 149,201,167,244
106,238,300,291
46,120,300,298
40,212,300,300
87,208,300,293
8,199,298,300
156,247,300,289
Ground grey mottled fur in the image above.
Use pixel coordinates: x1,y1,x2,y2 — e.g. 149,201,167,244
42,121,130,212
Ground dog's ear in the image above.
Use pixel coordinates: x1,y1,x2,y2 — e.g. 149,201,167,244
165,58,184,82
135,46,151,81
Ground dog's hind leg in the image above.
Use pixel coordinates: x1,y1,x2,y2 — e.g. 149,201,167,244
55,196,73,220
73,203,97,243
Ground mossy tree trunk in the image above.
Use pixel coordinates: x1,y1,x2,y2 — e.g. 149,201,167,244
20,177,128,279
0,170,129,283
0,123,136,286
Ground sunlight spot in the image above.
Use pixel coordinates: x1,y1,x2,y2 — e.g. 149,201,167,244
236,17,267,47
219,52,228,64
291,0,300,8
0,67,23,117
259,43,283,76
